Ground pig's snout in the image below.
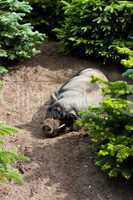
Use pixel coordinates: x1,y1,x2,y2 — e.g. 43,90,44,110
42,124,53,136
42,118,62,137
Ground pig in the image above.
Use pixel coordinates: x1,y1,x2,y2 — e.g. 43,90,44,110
42,68,108,137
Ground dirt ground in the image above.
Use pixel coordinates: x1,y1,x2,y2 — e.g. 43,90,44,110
0,42,133,200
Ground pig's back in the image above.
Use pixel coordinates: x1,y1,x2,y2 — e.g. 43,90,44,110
54,68,107,112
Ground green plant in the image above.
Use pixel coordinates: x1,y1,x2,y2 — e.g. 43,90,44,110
0,123,29,183
78,78,133,180
0,66,8,75
27,0,64,34
116,46,133,68
123,69,133,79
55,0,133,65
0,0,46,61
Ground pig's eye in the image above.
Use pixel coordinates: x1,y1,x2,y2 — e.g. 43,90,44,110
53,106,62,115
55,106,62,112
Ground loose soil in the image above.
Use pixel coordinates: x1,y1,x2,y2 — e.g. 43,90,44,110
0,42,133,200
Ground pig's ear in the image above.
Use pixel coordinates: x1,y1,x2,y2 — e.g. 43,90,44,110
69,110,78,120
51,93,58,101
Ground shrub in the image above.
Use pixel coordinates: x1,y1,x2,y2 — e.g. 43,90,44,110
116,46,133,68
123,69,133,79
27,0,64,34
55,0,133,66
0,0,45,61
78,77,133,180
0,123,29,183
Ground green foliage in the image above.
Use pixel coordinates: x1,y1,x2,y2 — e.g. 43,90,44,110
0,66,8,75
0,123,29,183
55,0,133,65
78,78,133,180
0,0,46,60
116,46,133,68
123,69,133,79
27,0,65,34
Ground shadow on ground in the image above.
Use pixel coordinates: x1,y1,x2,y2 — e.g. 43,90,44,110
15,41,124,82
